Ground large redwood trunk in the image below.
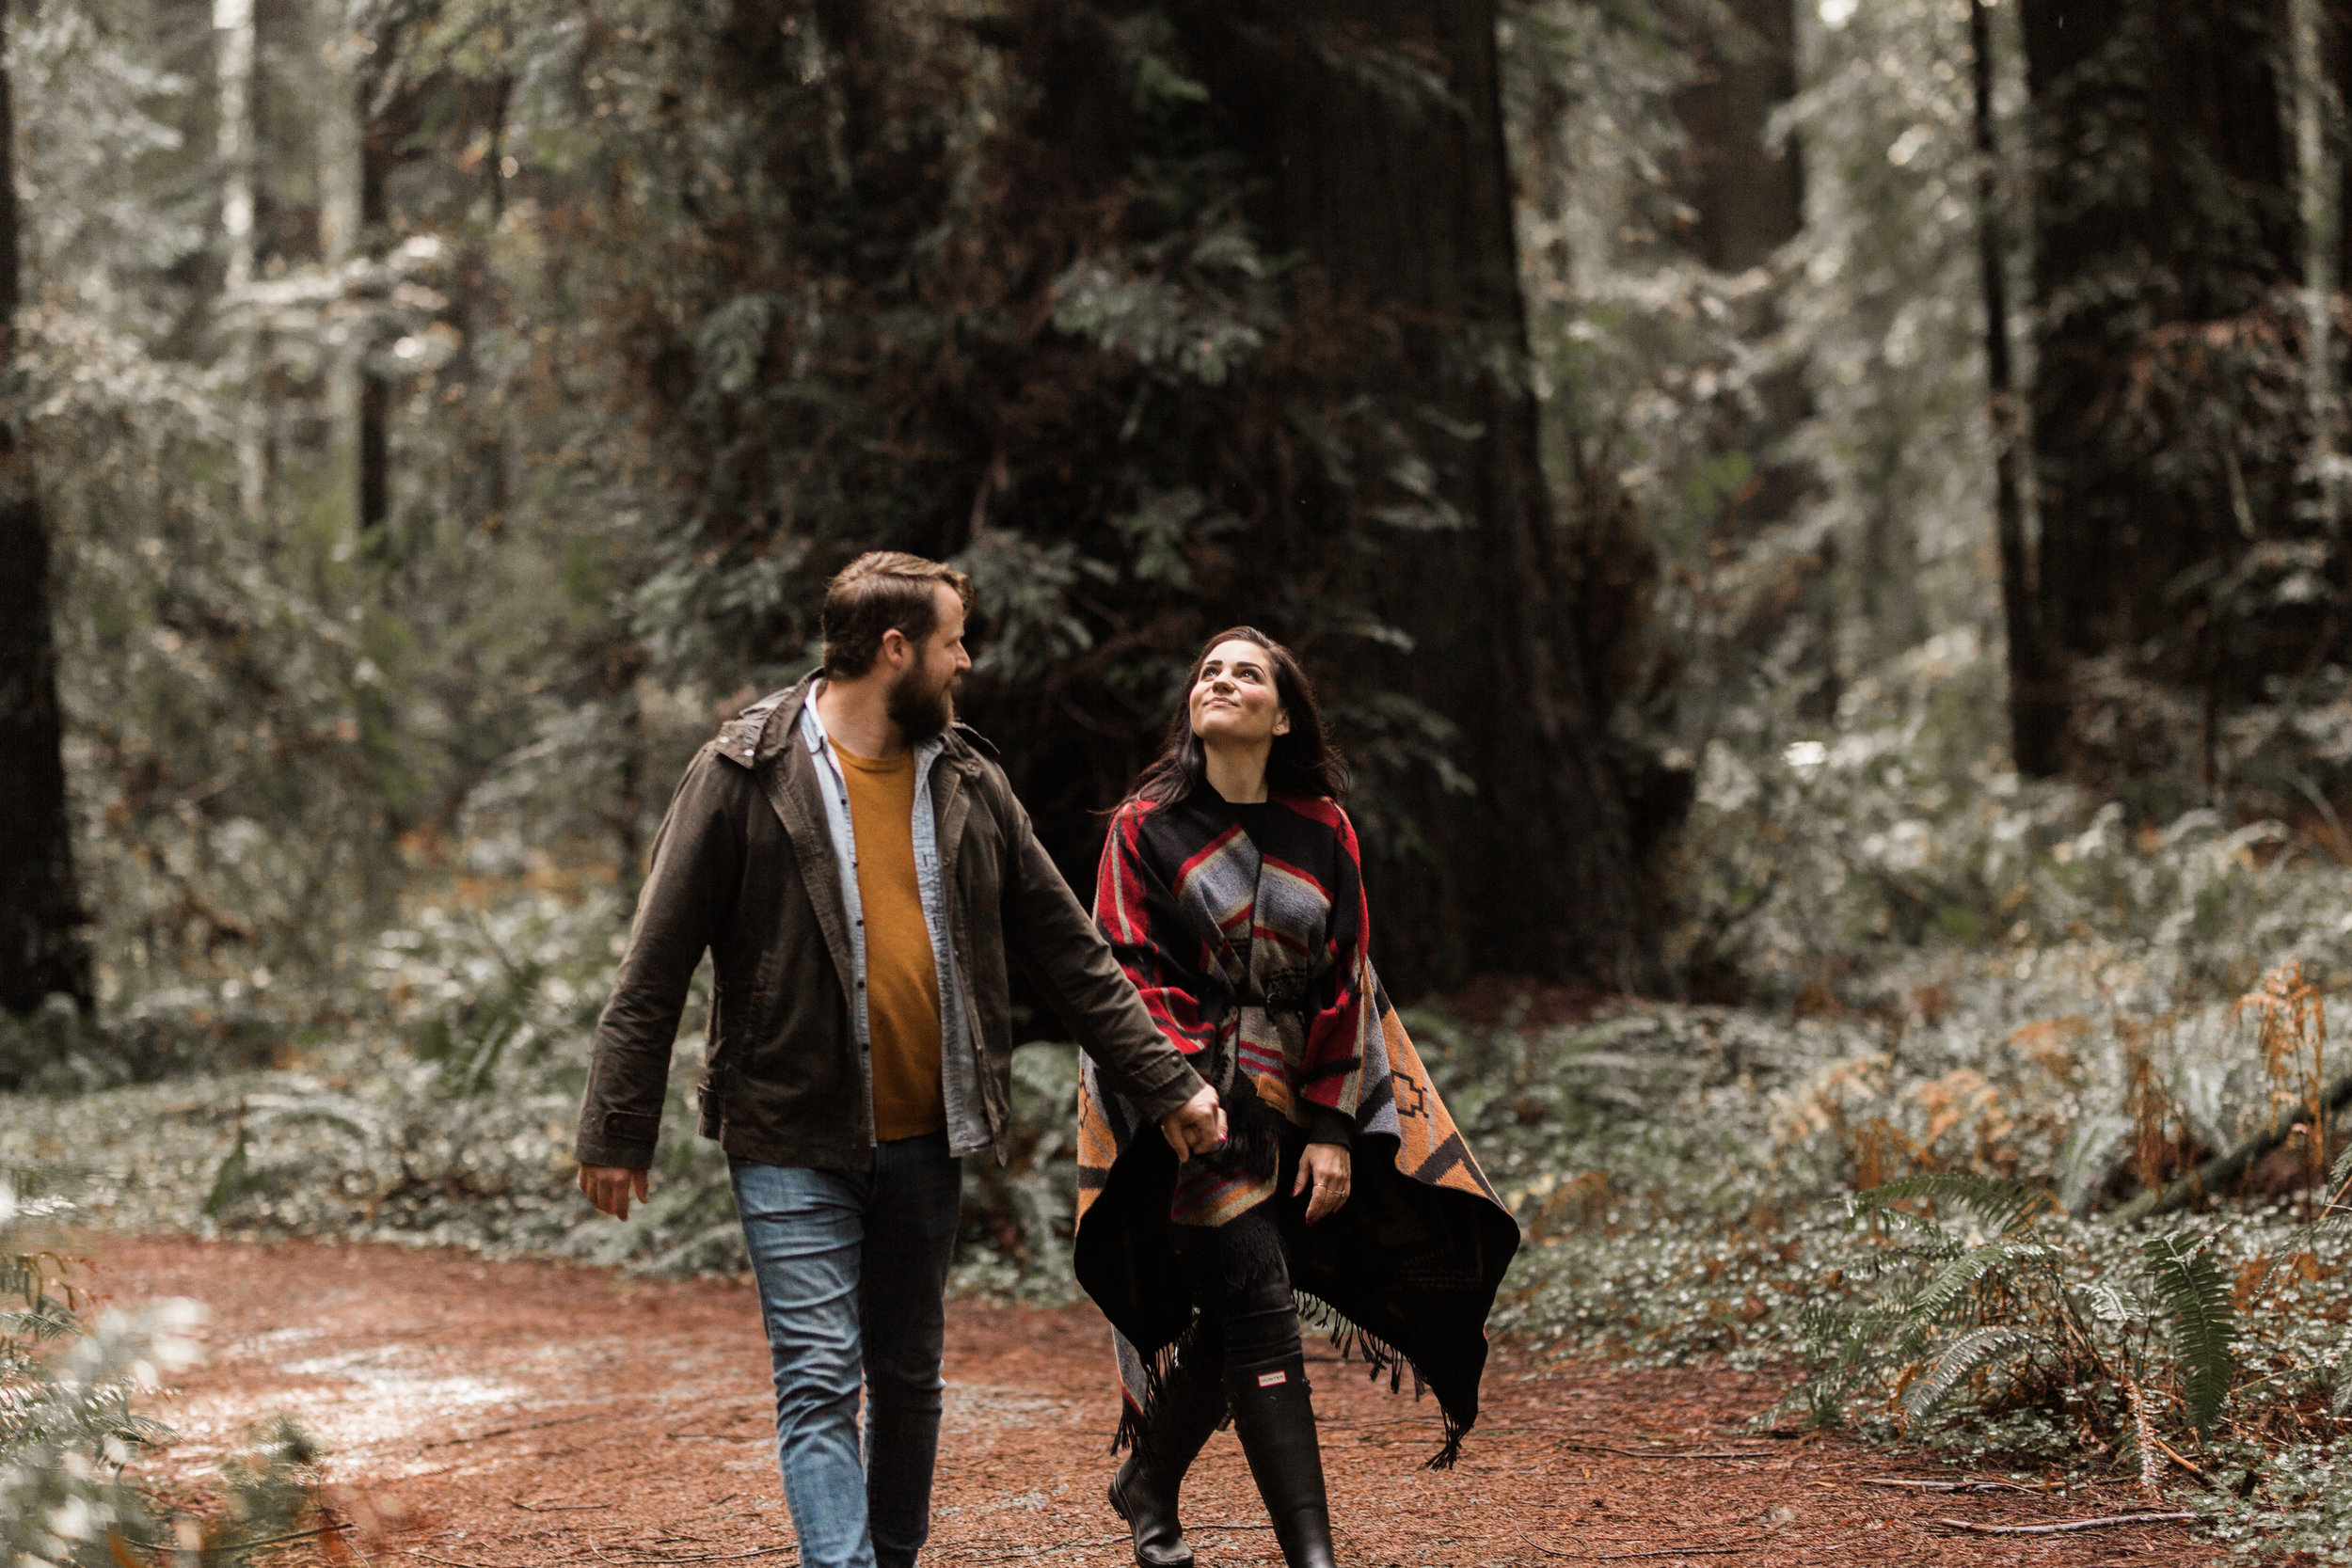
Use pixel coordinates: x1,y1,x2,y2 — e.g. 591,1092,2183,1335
660,0,1657,995
2020,0,2308,776
0,0,93,1015
1975,0,2058,775
1192,3,1652,991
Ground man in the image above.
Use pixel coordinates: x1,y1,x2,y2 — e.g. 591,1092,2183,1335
576,551,1225,1568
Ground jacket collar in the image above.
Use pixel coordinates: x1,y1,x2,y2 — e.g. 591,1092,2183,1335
714,676,815,771
716,673,992,779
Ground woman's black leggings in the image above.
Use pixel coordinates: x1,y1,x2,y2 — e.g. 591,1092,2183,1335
1167,1204,1302,1376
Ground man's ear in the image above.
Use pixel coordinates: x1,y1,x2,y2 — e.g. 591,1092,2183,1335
881,627,910,669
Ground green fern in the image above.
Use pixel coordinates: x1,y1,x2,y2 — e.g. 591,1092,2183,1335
1901,1238,2056,1335
1800,1302,1911,1398
1902,1324,2040,1425
1798,1224,2058,1425
2143,1232,2237,1433
1850,1173,2054,1237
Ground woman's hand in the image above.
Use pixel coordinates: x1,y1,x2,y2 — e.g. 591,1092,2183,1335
1294,1142,1352,1224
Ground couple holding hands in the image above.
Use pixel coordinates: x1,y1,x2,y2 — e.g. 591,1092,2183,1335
575,552,1517,1568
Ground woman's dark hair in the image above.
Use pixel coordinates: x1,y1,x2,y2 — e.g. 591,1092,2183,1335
1123,627,1348,806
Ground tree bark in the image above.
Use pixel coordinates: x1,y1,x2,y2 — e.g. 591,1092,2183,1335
2290,0,2341,532
2021,0,2298,674
317,3,366,539
215,0,264,521
1669,0,1804,273
466,77,511,531
0,0,94,1016
1200,2,1653,991
1665,0,1822,707
1975,0,2059,775
358,66,391,552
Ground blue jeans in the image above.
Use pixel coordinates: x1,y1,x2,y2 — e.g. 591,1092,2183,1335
731,1133,962,1568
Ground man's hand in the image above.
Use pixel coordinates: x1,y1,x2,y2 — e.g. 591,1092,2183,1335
1158,1084,1227,1160
579,1164,651,1220
1293,1143,1352,1224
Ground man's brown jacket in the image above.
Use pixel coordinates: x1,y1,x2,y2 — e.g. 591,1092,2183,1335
575,678,1205,1172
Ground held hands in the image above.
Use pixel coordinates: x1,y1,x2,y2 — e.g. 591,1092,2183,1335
579,1164,651,1221
592,1088,1233,1210
1158,1083,1228,1160
1294,1142,1352,1225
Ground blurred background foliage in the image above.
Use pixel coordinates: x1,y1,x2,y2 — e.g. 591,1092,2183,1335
18,0,2352,1028
16,0,2352,1549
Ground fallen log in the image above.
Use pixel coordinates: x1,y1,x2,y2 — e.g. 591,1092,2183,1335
2106,1070,2352,1226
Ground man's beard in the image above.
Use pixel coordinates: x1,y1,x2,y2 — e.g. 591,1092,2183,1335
887,662,957,743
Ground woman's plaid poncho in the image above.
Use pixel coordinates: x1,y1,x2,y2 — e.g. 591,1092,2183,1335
1072,784,1520,1466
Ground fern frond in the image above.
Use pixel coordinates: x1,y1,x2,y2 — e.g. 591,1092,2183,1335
1851,1174,2053,1236
1901,1325,2039,1426
2143,1232,2237,1433
1902,1239,2056,1331
1799,1306,1908,1386
1845,1203,1969,1254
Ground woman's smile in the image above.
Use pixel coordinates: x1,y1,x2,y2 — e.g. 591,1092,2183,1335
1187,639,1291,752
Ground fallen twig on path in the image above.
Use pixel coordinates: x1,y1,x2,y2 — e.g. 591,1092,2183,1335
945,1537,1124,1559
1933,1513,2201,1535
609,1552,790,1564
1549,1442,1772,1461
1859,1477,2053,1494
1518,1535,1759,1560
2148,1432,2212,1481
1483,1426,1778,1457
122,1522,356,1554
1353,1422,1773,1460
421,1412,597,1449
512,1498,612,1513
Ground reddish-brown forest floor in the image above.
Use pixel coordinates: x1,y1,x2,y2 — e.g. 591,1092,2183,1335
91,1235,2225,1567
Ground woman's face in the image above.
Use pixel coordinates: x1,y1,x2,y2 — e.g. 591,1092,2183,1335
1187,639,1291,749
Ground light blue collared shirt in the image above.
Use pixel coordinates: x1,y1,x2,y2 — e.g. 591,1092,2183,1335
800,686,988,1156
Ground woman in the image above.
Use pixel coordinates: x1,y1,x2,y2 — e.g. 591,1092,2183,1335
1073,628,1521,1568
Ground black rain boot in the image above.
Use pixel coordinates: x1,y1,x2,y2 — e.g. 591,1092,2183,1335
1225,1354,1339,1568
1108,1353,1228,1567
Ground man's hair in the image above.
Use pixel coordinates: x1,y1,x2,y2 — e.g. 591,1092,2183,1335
819,551,973,679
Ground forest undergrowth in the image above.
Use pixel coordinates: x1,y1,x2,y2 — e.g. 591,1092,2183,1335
1,1166,342,1563
8,646,2352,1560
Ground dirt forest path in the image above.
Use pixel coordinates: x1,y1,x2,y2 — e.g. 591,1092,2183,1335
94,1236,2220,1568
